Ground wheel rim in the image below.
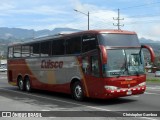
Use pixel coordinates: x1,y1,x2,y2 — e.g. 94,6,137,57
26,80,30,91
19,79,23,90
74,85,82,98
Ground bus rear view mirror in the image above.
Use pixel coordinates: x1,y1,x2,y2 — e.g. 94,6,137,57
141,45,155,63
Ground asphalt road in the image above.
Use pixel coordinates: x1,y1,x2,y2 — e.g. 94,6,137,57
0,72,160,120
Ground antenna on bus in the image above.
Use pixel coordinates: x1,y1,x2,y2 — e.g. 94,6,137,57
113,9,124,30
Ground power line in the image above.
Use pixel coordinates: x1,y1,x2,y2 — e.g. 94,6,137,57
127,13,160,18
120,1,160,10
126,19,160,25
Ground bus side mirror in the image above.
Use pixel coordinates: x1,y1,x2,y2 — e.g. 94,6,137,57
99,45,107,64
141,45,155,63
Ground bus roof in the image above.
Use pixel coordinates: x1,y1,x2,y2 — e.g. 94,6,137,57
8,29,137,47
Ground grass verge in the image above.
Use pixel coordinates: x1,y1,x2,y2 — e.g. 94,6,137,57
147,77,160,83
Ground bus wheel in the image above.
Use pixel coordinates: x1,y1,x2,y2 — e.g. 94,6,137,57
18,77,25,91
25,78,32,92
72,81,84,101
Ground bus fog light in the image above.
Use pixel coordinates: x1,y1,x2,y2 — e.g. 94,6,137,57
104,86,118,90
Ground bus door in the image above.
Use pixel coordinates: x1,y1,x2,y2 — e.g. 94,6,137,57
81,51,102,97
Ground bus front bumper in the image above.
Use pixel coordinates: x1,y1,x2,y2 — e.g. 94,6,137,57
104,86,146,99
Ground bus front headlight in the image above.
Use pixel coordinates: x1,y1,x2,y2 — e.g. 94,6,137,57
104,85,118,90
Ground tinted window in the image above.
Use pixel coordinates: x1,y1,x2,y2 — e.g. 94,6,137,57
98,34,140,47
13,45,21,57
22,45,30,57
52,39,65,55
40,41,51,57
30,43,40,57
8,47,13,58
66,37,81,54
82,56,89,74
91,55,100,77
82,34,97,53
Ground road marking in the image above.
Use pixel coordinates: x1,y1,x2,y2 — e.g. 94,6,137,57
0,77,7,79
41,110,51,111
141,117,159,120
0,87,110,111
147,87,160,90
145,92,160,95
132,95,139,97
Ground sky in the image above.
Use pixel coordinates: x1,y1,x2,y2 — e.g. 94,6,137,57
0,0,160,41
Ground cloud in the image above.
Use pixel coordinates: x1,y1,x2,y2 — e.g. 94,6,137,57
0,0,159,41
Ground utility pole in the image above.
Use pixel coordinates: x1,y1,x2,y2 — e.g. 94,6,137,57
113,9,124,30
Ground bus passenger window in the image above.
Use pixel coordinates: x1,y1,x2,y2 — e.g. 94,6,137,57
91,56,99,76
22,45,30,57
82,34,97,53
66,37,81,54
13,45,21,58
40,41,51,57
52,39,65,55
30,43,40,57
82,57,89,74
8,47,13,58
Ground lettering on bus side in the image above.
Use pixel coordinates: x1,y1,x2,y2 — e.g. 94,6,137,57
41,60,63,69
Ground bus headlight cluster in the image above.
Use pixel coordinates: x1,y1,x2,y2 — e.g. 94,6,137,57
138,82,146,86
104,85,118,90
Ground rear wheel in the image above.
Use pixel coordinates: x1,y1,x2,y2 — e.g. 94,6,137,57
72,81,84,101
18,77,25,91
25,78,32,92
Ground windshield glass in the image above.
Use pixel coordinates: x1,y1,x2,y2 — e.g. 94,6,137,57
104,49,145,77
98,34,140,47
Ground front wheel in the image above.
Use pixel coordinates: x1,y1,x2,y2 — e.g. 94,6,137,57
72,81,84,101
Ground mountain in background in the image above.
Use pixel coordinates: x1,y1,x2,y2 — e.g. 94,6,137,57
139,37,157,43
0,27,80,41
0,27,158,43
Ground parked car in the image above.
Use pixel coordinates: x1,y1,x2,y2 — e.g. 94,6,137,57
0,66,7,72
155,71,160,77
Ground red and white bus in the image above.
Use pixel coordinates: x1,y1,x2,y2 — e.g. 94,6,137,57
7,30,155,100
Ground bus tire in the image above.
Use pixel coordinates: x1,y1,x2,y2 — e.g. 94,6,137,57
72,81,84,101
18,77,25,91
25,78,32,92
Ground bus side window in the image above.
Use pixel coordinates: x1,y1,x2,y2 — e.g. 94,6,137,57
8,47,13,58
52,39,65,55
22,45,30,57
82,34,97,53
66,37,81,54
13,45,21,58
40,41,51,57
91,55,100,77
82,57,90,74
30,43,40,57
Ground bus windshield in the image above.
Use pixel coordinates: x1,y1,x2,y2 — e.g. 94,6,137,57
104,49,145,77
98,33,140,47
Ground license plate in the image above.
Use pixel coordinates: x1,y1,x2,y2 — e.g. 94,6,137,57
127,91,132,95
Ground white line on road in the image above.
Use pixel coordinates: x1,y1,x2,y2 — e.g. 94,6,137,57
147,87,160,90
145,92,160,95
141,117,159,120
0,87,110,111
